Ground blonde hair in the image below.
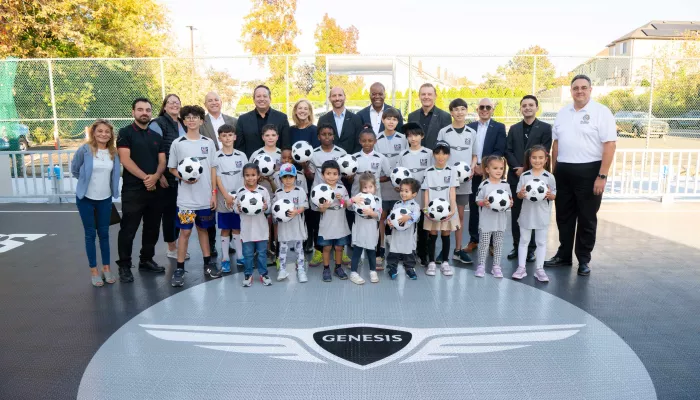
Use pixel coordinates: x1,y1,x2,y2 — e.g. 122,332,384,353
292,99,314,127
87,119,116,160
358,172,376,193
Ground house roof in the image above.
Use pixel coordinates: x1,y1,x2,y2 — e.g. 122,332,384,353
608,21,700,46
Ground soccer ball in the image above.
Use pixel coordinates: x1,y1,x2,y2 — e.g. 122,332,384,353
488,189,510,212
253,154,276,176
353,193,377,218
272,198,295,222
239,190,265,215
390,167,412,187
525,178,548,202
427,198,451,221
310,183,335,207
177,157,203,182
337,154,358,176
453,161,472,183
388,207,411,231
292,141,313,163
225,190,237,211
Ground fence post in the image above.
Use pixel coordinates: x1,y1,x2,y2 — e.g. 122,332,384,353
408,56,413,111
47,59,60,150
646,58,655,150
285,55,290,117
159,58,166,99
531,55,537,94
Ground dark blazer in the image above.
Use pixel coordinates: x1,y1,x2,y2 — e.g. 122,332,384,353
407,106,452,149
201,113,237,151
467,119,507,163
317,109,364,154
234,108,290,159
505,119,552,183
357,104,404,134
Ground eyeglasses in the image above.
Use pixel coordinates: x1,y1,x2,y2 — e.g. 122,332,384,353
478,105,493,111
184,116,200,121
166,101,181,106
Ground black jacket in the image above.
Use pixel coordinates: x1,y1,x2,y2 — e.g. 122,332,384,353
505,119,552,183
407,106,452,149
150,114,182,183
234,108,290,159
356,104,404,134
317,109,364,154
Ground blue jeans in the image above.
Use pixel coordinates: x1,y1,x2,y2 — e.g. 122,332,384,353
76,196,112,268
242,240,268,276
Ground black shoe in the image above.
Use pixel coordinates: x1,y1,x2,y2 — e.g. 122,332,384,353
210,246,218,259
543,255,572,268
405,268,417,280
138,259,166,273
118,264,134,283
526,251,536,263
507,249,518,260
577,263,591,276
204,262,222,279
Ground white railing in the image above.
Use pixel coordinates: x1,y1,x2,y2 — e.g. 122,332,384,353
1,149,699,202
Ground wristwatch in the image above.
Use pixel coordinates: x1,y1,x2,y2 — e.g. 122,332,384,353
597,174,607,180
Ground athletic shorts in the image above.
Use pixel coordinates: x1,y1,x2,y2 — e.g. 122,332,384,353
217,212,240,230
317,235,349,247
456,194,470,206
176,208,215,230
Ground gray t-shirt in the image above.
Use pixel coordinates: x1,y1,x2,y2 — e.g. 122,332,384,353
517,170,557,230
421,166,459,222
309,145,346,188
475,179,512,232
396,147,433,208
318,183,351,240
436,124,477,195
350,151,392,197
233,185,271,243
215,149,247,213
387,199,421,254
351,194,382,250
167,135,217,210
375,132,408,201
272,186,309,242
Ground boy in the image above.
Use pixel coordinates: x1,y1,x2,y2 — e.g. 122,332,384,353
317,160,351,282
250,124,281,266
215,124,247,273
272,163,309,282
167,105,220,287
274,146,308,195
396,122,433,266
385,178,421,280
436,98,478,265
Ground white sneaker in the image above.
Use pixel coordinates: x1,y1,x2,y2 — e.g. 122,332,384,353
426,262,437,276
349,272,365,285
475,265,485,278
534,268,550,282
166,249,190,260
491,266,503,278
440,262,454,276
297,268,308,283
277,269,289,281
369,271,379,283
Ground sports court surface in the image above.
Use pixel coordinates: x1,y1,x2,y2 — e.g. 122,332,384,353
1,201,698,399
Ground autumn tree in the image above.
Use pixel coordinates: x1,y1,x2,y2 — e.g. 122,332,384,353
482,46,561,93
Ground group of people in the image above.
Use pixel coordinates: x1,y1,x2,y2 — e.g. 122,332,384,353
71,74,617,288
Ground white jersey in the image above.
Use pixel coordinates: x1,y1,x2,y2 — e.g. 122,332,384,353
421,166,459,222
475,179,512,233
308,145,346,188
249,147,281,194
374,132,408,201
436,124,477,195
387,199,421,254
350,150,392,197
351,193,382,250
396,147,433,207
215,149,247,213
234,185,271,243
167,135,217,210
517,169,557,230
318,183,351,240
272,187,308,242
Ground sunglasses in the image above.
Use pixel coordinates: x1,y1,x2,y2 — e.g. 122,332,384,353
478,105,493,111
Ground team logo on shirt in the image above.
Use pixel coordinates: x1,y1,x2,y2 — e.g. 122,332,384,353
393,143,402,151
235,161,243,168
201,147,209,154
420,158,428,166
581,114,590,124
371,162,379,170
464,137,471,145
292,197,299,204
444,176,450,183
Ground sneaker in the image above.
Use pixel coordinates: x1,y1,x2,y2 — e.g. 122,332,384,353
221,260,231,273
277,269,289,281
405,268,417,280
475,265,486,277
534,268,550,282
236,259,245,269
310,250,323,267
369,271,379,283
426,262,437,276
388,267,398,280
204,262,222,279
171,268,186,287
335,266,348,280
491,266,503,278
297,268,308,283
118,264,134,283
322,268,332,282
342,250,351,265
260,274,272,286
375,256,385,271
455,250,473,264
166,249,190,260
349,272,365,285
242,274,253,287
440,262,454,276
511,266,527,280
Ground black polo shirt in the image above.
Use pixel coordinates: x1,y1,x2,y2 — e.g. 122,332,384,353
523,120,534,141
256,109,270,135
117,122,165,191
419,107,434,133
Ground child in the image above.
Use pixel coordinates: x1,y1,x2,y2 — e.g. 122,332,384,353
272,163,309,283
348,172,382,284
385,178,421,280
234,163,272,287
215,124,248,273
396,122,433,265
317,160,351,282
436,98,478,265
167,105,221,287
421,141,459,276
474,155,513,278
274,146,308,195
513,145,557,282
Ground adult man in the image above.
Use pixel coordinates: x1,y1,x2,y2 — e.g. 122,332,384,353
201,91,237,151
116,98,167,282
317,87,363,154
357,82,404,134
235,85,290,159
407,83,452,149
463,98,507,254
544,75,617,276
505,95,552,262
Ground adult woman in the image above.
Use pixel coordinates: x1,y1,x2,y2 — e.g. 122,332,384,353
289,99,319,147
71,119,121,287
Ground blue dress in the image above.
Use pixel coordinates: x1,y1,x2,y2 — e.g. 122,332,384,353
289,125,319,148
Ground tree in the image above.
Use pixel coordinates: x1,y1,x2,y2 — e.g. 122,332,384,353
481,46,560,93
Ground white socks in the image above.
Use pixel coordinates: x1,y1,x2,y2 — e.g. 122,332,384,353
232,234,243,260
221,236,230,261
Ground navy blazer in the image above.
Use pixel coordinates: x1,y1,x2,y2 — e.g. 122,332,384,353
357,104,404,134
467,119,507,163
317,109,364,154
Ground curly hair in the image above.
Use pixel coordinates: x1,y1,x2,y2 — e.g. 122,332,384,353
86,119,116,160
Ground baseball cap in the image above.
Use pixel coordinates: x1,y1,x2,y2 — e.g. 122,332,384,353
434,140,450,152
279,163,297,177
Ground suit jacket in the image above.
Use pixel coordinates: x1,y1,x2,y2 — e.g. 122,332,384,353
505,119,552,183
467,119,507,163
234,108,290,159
407,106,452,149
317,109,364,154
357,104,404,134
201,113,237,151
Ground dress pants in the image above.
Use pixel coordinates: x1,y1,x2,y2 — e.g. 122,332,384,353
468,174,482,244
117,188,162,266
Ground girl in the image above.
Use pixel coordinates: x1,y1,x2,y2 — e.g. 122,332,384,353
234,163,272,287
513,145,557,282
421,141,459,277
348,173,382,284
71,119,121,287
474,156,513,278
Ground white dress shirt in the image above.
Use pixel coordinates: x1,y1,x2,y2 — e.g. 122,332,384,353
209,113,225,148
369,107,383,136
333,108,346,137
475,119,490,164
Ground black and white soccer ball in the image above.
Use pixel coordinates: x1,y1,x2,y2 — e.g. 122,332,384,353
239,190,264,215
390,167,412,187
177,157,203,182
525,178,548,202
253,154,276,177
272,198,295,222
337,154,358,176
292,141,313,163
488,189,510,212
353,193,377,219
453,161,472,183
427,198,451,221
388,207,411,231
310,183,335,207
